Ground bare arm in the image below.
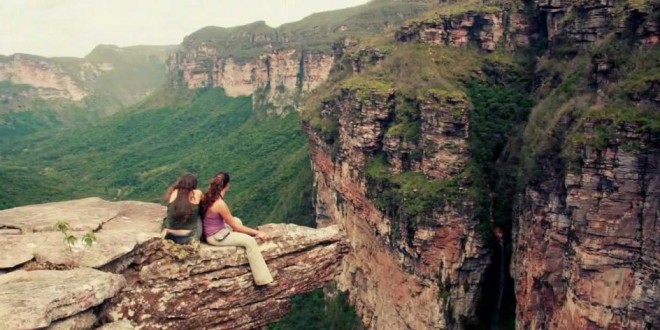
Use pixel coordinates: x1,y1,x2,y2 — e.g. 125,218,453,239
215,200,262,236
168,189,178,204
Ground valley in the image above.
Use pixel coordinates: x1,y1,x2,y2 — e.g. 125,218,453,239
0,0,658,329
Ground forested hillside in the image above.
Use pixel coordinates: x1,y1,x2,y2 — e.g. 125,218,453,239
0,45,176,141
0,88,314,227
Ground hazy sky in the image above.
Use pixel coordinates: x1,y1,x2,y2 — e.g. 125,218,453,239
0,0,370,58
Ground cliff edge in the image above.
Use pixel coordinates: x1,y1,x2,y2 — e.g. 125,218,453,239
0,198,348,329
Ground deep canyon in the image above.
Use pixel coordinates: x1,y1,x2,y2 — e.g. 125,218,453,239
0,0,658,329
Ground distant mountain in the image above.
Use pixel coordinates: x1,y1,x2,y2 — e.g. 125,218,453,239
181,0,433,60
0,87,315,228
0,44,178,140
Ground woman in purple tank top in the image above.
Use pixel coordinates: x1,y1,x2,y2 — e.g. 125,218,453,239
200,172,273,286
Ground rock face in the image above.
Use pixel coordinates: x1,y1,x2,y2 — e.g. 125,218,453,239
0,198,348,329
511,2,660,329
535,0,616,47
0,268,125,329
0,197,164,269
168,47,334,114
102,224,348,329
0,45,173,121
0,54,88,101
305,86,489,329
396,9,532,51
514,124,659,330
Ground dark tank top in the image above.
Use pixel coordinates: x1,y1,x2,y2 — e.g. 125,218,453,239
164,203,202,240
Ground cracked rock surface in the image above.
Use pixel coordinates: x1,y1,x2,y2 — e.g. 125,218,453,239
0,198,348,329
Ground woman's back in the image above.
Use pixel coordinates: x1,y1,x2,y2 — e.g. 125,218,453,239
203,205,225,237
165,203,201,230
164,188,203,240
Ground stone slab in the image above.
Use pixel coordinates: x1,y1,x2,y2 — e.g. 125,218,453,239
0,198,164,270
0,268,126,329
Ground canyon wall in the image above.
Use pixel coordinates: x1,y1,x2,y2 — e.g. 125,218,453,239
303,1,659,329
514,122,659,329
0,45,173,118
512,1,660,329
304,68,490,328
0,54,90,102
396,9,532,51
168,46,334,114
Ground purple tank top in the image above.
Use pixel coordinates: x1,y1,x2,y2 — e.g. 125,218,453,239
203,210,226,237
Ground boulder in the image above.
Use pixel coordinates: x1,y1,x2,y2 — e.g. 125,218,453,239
0,268,125,329
0,198,164,269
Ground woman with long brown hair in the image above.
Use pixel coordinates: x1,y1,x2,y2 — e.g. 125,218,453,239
162,173,203,244
201,171,273,286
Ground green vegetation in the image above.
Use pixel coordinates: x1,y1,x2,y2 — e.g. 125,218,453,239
80,44,177,106
365,154,461,239
0,45,174,141
183,1,432,60
465,78,533,237
0,166,69,210
341,75,393,97
415,0,502,21
54,220,97,267
269,288,362,330
0,88,315,227
523,38,660,179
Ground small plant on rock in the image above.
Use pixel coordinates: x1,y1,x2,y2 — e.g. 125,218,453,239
54,220,97,267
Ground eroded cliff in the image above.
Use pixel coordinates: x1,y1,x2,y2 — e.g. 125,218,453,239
512,1,660,328
166,1,434,114
303,1,659,329
0,198,348,329
301,26,520,328
168,47,334,114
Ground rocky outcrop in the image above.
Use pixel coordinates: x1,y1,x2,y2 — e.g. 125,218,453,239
0,197,164,269
305,86,489,329
0,268,125,329
0,198,348,329
513,122,659,329
102,224,347,329
168,47,334,114
0,54,88,101
535,0,616,46
396,8,534,51
511,2,660,329
534,0,660,49
418,91,471,179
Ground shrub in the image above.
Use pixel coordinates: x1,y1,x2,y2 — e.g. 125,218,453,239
54,220,97,267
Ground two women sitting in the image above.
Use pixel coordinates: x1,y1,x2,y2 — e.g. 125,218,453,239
162,172,274,286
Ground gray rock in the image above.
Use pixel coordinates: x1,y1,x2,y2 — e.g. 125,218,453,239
48,311,97,330
0,198,164,270
0,268,126,329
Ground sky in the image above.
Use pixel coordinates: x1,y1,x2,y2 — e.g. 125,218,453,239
0,0,370,58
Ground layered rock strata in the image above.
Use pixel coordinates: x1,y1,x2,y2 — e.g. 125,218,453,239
535,0,616,46
396,10,532,51
0,54,88,101
0,268,125,329
305,87,489,329
513,125,659,329
102,224,348,329
512,2,660,329
0,198,348,329
168,47,334,114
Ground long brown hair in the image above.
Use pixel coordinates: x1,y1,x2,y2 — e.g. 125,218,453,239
201,172,230,217
166,173,198,222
